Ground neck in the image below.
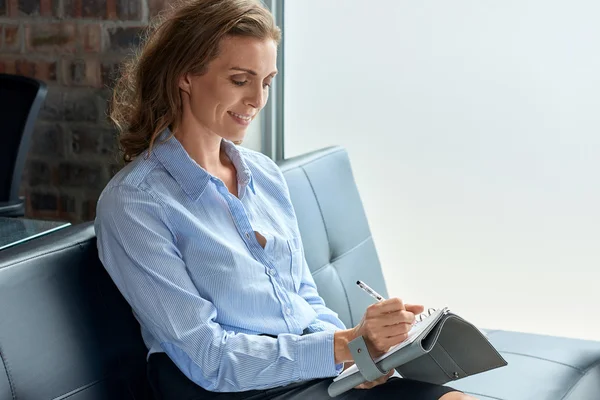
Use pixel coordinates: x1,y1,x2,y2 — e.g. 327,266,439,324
173,121,226,175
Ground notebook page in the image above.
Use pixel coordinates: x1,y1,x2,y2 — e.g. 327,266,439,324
333,308,446,382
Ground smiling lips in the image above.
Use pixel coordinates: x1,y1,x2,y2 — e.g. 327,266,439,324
228,111,254,125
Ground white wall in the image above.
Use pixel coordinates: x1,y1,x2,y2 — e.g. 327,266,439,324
284,0,600,340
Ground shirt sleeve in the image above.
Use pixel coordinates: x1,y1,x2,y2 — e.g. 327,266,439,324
267,158,348,335
297,253,346,374
95,185,340,392
297,255,347,334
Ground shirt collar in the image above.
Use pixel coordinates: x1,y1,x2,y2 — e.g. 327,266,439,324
152,128,255,201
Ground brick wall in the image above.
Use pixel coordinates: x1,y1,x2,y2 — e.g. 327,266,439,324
0,0,169,222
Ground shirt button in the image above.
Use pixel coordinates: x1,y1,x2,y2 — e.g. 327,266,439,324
245,232,251,239
268,268,276,276
285,308,292,315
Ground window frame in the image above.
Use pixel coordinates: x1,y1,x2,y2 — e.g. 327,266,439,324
261,0,285,161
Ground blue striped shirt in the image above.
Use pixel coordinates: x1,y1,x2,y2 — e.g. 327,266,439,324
94,130,346,392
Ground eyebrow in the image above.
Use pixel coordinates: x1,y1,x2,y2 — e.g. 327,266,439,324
230,67,278,77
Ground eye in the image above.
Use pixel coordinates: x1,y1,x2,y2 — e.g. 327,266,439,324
264,78,275,89
232,79,247,86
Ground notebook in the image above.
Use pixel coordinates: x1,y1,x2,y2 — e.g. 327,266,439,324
334,307,447,382
327,307,507,397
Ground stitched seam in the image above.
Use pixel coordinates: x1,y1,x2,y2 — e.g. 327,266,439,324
139,186,179,246
0,345,16,400
499,351,584,372
279,148,345,173
299,166,354,325
561,359,600,400
437,343,466,376
426,352,453,381
52,378,105,400
330,236,372,263
562,378,583,400
461,392,505,400
310,236,373,276
311,264,330,277
0,240,87,272
331,264,354,326
581,357,600,374
300,166,330,251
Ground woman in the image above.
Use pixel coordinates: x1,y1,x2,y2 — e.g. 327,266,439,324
95,0,475,399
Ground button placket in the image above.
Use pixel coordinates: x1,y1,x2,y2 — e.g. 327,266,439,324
218,180,262,259
213,179,299,330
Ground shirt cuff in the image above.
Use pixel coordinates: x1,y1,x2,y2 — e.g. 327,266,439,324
296,330,341,380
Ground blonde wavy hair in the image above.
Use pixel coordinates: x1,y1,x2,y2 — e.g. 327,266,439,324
109,0,281,163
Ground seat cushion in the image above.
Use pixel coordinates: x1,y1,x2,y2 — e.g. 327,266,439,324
448,330,600,400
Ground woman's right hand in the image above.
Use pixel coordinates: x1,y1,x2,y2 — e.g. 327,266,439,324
334,298,424,363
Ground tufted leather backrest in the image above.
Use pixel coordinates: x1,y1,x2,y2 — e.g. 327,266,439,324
278,146,389,328
0,223,152,400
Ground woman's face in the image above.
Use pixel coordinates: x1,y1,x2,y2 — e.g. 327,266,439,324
178,36,278,143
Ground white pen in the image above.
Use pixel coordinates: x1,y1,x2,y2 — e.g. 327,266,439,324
356,280,385,302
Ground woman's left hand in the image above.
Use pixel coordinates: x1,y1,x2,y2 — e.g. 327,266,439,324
354,368,395,389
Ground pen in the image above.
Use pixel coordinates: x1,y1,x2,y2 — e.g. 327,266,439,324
356,280,385,302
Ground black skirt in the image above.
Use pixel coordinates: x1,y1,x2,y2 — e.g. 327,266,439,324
147,352,460,400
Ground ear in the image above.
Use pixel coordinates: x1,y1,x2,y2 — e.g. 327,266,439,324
178,73,192,95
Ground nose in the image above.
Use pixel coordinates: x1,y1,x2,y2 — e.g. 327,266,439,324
245,85,267,110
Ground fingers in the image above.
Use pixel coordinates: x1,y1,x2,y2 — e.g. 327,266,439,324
363,310,415,340
366,331,406,353
358,298,424,358
354,369,394,389
367,299,424,316
368,297,405,314
381,310,416,327
363,310,414,335
405,303,425,314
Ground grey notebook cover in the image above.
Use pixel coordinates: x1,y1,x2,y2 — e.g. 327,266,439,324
327,309,507,397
